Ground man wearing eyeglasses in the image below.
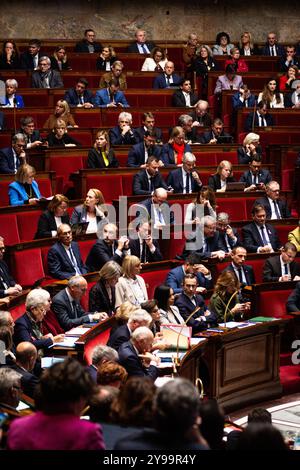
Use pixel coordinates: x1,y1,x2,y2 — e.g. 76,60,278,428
255,181,291,219
75,29,102,53
0,133,27,174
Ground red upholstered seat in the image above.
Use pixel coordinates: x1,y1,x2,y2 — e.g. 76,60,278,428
43,309,64,335
49,155,84,193
83,327,112,365
0,214,20,245
16,210,42,242
216,198,247,221
77,239,97,264
67,131,93,147
195,153,217,166
141,268,172,298
0,180,11,207
11,248,45,287
85,174,123,203
9,303,26,322
282,169,294,191
276,224,293,245
121,173,134,196
257,289,293,318
115,153,128,167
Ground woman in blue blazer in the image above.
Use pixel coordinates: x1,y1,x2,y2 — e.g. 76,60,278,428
3,78,24,107
9,164,42,206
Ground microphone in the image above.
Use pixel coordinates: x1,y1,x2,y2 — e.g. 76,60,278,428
223,290,239,330
13,97,17,135
175,305,202,367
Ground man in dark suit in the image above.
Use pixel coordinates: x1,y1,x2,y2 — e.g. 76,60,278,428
132,156,167,195
0,133,27,174
153,61,181,89
174,274,217,332
128,132,162,168
242,204,282,253
181,215,226,260
64,77,94,108
86,223,130,272
0,236,22,299
109,111,137,146
128,220,163,262
127,30,155,54
19,116,44,149
167,152,202,193
133,112,163,144
75,29,102,53
240,155,272,191
260,32,285,57
108,309,152,351
20,39,44,70
166,253,212,294
47,224,87,280
263,242,300,282
118,326,160,380
232,84,256,110
279,45,300,72
245,101,274,132
52,276,106,331
223,246,256,287
139,188,175,227
200,118,233,144
177,114,201,144
8,342,39,399
216,212,242,253
286,281,300,312
86,345,119,382
189,100,213,128
31,56,63,89
255,181,291,219
171,78,198,107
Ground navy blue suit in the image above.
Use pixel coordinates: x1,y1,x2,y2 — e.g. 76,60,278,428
107,324,131,351
232,92,256,110
165,265,211,294
8,363,39,399
109,126,137,146
127,142,162,167
132,169,168,195
239,169,272,187
51,288,91,331
237,146,263,165
85,239,125,272
263,256,300,282
242,222,281,252
47,241,87,280
64,88,94,107
261,44,285,57
161,142,192,166
166,168,202,193
20,51,45,70
174,293,217,332
127,42,156,53
245,112,274,131
254,196,291,219
181,230,224,259
94,89,129,108
128,237,163,262
153,73,181,89
0,260,17,298
14,313,53,351
0,147,21,174
118,340,159,380
133,126,163,143
223,263,256,286
200,130,233,144
86,364,98,382
217,229,242,253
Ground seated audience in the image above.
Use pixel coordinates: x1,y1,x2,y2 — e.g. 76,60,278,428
127,29,155,54
182,33,200,71
0,236,22,300
97,361,127,388
50,45,72,71
216,212,241,252
20,39,43,70
128,220,162,262
141,46,167,72
86,223,130,272
181,215,226,260
0,326,15,365
242,204,281,253
87,130,119,168
225,47,248,72
208,160,235,192
86,345,119,382
0,133,27,174
192,45,216,98
189,100,213,127
2,79,24,107
240,155,272,191
257,78,284,108
35,194,69,239
132,156,167,195
200,118,232,144
232,84,256,110
286,281,300,312
96,45,117,71
209,271,251,322
114,301,138,327
46,119,80,147
154,285,185,324
14,289,63,351
94,78,129,108
64,77,94,108
284,78,300,108
52,276,106,331
43,100,78,130
70,188,108,234
167,152,202,193
19,116,44,149
75,29,102,53
177,114,201,144
161,126,191,166
263,242,300,282
279,65,299,92
0,40,20,69
133,112,163,144
99,60,127,90
288,220,300,251
47,224,88,279
8,342,39,399
31,56,63,88
223,246,255,287
109,111,137,146
245,101,274,131
261,32,285,57
89,261,122,315
212,31,235,55
108,309,152,351
214,64,243,94
153,61,181,89
237,132,262,164
9,164,42,206
139,187,175,228
171,78,198,107
166,253,212,295
254,181,291,219
239,31,260,56
7,357,105,450
115,255,148,308
128,131,162,168
184,187,217,224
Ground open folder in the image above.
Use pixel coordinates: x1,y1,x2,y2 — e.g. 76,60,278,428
160,324,192,350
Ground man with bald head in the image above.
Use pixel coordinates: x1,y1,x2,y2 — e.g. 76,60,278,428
153,61,181,89
127,30,155,54
7,342,39,399
47,224,87,279
140,187,175,228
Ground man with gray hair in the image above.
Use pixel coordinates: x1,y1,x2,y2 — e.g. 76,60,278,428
0,236,22,301
108,309,152,351
51,275,107,331
176,114,200,144
0,133,27,174
167,152,202,193
0,311,15,333
254,181,291,219
118,326,160,380
109,111,137,146
0,368,22,420
216,212,241,253
31,56,63,89
8,342,39,399
182,215,226,260
87,345,119,382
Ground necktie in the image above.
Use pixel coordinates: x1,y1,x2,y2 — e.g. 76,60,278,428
141,240,147,263
80,96,84,105
149,177,154,193
260,226,268,245
69,248,81,274
72,300,78,318
273,200,281,219
166,76,170,87
284,264,288,275
259,115,264,127
101,150,109,167
185,173,190,193
271,46,274,56
237,268,244,284
252,174,257,184
158,209,164,224
141,44,147,53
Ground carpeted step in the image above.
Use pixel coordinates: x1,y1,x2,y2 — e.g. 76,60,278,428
280,352,292,367
280,365,300,395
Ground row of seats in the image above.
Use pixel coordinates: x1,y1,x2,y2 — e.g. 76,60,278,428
0,175,53,208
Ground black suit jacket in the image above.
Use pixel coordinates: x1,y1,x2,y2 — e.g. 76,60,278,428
8,363,39,399
0,147,20,174
161,142,192,166
139,198,175,225
75,40,102,53
35,210,70,239
118,340,159,380
127,42,155,53
239,169,272,187
86,240,124,272
107,324,131,351
88,279,116,316
87,148,119,169
208,174,235,191
132,169,167,195
181,230,224,259
263,256,300,282
223,263,256,286
200,130,233,144
261,44,285,57
20,51,45,70
133,126,163,143
128,237,163,262
217,229,242,253
51,288,91,331
109,126,138,146
237,146,263,165
174,293,217,332
127,142,162,167
31,70,63,89
47,241,87,280
242,222,281,253
171,89,198,107
0,260,16,298
64,88,94,107
14,313,53,351
167,168,202,193
286,282,300,312
254,196,291,219
245,112,274,131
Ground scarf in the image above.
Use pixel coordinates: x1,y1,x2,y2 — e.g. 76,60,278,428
172,141,185,165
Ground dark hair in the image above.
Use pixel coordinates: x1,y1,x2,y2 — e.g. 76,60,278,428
186,253,206,265
283,241,297,253
144,129,157,139
248,407,272,424
258,100,268,110
84,29,95,36
154,285,171,311
141,299,158,314
251,203,266,215
77,77,88,88
0,325,13,350
2,40,19,58
108,78,120,87
199,399,225,450
216,31,230,45
236,423,288,451
20,116,35,127
250,154,262,163
28,39,41,47
89,385,119,423
225,64,236,75
146,155,160,165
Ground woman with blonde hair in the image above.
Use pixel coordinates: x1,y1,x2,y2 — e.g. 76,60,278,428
96,45,117,71
208,160,235,192
237,132,262,164
209,271,250,322
70,188,108,234
87,130,119,168
239,32,259,56
43,99,78,129
35,193,70,238
89,260,122,316
46,118,80,147
9,164,42,206
115,301,138,325
258,78,284,108
50,45,72,71
115,255,148,307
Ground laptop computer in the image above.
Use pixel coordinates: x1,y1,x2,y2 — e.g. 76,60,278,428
226,182,246,191
216,135,233,144
71,222,89,236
